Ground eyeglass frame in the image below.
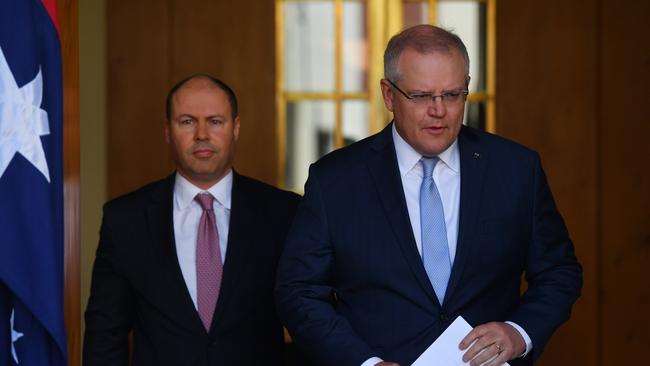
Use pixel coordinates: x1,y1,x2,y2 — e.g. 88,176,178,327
386,79,469,106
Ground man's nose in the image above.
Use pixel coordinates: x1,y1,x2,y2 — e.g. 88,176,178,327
195,121,208,140
427,97,446,117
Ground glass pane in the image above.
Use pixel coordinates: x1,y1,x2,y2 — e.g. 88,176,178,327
343,1,368,93
404,1,428,28
437,1,486,93
463,101,485,130
284,2,335,92
342,100,369,145
285,101,336,190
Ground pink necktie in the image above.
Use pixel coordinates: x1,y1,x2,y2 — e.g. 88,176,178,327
195,193,223,331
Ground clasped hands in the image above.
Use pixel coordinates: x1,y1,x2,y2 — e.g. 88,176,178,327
375,322,525,366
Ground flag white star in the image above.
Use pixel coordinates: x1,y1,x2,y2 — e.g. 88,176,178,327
0,44,50,182
10,309,24,364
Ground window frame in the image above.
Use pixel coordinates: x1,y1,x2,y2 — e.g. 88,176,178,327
275,0,496,189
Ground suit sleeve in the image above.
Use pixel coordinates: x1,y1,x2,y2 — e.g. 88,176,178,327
83,207,134,366
275,166,376,366
509,153,583,361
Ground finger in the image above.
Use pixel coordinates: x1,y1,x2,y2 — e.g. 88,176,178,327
469,343,501,366
483,348,509,366
462,334,498,363
460,327,485,349
461,322,503,349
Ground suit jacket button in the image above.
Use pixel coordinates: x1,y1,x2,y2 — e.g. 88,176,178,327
440,314,449,322
210,340,218,347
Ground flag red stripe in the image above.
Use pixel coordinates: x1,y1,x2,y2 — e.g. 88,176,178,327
41,0,60,34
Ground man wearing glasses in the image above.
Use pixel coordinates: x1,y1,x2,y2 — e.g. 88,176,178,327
276,25,581,366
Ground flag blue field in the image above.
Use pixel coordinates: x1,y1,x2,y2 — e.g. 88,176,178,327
0,0,67,364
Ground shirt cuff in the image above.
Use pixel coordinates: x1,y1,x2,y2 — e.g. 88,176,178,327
361,357,384,366
505,321,533,357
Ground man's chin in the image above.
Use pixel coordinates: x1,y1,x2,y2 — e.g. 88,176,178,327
177,166,226,185
416,142,452,157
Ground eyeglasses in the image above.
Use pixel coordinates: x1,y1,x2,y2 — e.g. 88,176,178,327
387,79,469,106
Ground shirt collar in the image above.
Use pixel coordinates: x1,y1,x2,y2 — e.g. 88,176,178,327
174,169,233,210
392,123,460,176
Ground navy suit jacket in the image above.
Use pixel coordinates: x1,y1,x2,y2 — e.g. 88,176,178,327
276,124,582,366
84,172,300,366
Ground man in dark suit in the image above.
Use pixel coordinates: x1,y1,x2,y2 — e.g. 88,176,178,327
84,74,300,365
275,25,582,366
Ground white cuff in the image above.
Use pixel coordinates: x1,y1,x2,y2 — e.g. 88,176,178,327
505,321,533,357
361,356,384,366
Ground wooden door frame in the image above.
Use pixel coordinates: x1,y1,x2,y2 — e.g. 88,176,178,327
59,0,80,364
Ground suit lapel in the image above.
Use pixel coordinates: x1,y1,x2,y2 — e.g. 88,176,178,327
366,124,439,305
210,171,255,329
445,127,487,305
146,174,205,332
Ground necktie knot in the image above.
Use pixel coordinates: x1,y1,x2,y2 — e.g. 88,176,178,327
195,193,214,212
421,157,439,178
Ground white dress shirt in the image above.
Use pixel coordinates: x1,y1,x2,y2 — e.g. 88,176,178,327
393,124,461,260
172,170,232,310
361,126,531,366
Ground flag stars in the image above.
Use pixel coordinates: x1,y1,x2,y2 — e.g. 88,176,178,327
0,44,51,182
10,309,24,364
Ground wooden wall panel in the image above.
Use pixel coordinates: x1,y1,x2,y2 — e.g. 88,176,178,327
600,0,650,363
79,0,107,353
107,0,173,199
496,1,598,364
170,1,278,185
498,0,650,364
107,1,277,199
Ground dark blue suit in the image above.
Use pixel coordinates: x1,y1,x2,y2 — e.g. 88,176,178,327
276,124,582,366
84,172,300,365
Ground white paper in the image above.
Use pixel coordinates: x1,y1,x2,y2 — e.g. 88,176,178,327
411,316,510,366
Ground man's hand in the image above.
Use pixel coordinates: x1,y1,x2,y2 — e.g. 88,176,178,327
375,362,400,366
458,322,525,366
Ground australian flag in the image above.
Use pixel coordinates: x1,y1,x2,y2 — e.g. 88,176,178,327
0,0,67,365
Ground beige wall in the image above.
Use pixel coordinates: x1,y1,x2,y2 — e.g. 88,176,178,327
79,0,106,349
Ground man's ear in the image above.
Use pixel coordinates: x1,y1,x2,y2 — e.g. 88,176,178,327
380,79,395,113
233,117,241,142
164,121,171,144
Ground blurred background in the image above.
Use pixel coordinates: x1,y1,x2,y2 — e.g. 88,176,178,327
57,0,650,364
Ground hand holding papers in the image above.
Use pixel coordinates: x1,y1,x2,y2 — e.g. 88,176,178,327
411,316,510,366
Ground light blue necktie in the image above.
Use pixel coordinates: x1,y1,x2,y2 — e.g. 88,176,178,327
420,157,451,305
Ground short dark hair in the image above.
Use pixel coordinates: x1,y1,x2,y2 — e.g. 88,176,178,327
384,24,470,82
165,74,239,121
